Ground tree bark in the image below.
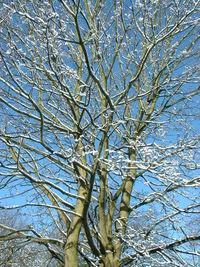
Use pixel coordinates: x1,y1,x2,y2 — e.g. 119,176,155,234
99,252,120,267
64,207,82,267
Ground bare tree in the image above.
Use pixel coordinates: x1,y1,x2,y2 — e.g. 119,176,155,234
0,210,61,266
0,0,200,266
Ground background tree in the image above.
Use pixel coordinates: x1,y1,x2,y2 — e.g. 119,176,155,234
0,0,200,266
0,210,61,266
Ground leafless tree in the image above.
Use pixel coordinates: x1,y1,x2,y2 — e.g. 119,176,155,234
0,210,61,266
0,0,200,266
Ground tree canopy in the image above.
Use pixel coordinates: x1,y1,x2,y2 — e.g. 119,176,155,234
0,0,200,266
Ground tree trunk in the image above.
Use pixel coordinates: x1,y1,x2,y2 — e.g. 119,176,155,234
64,188,85,267
64,242,79,267
99,252,120,267
64,215,81,267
